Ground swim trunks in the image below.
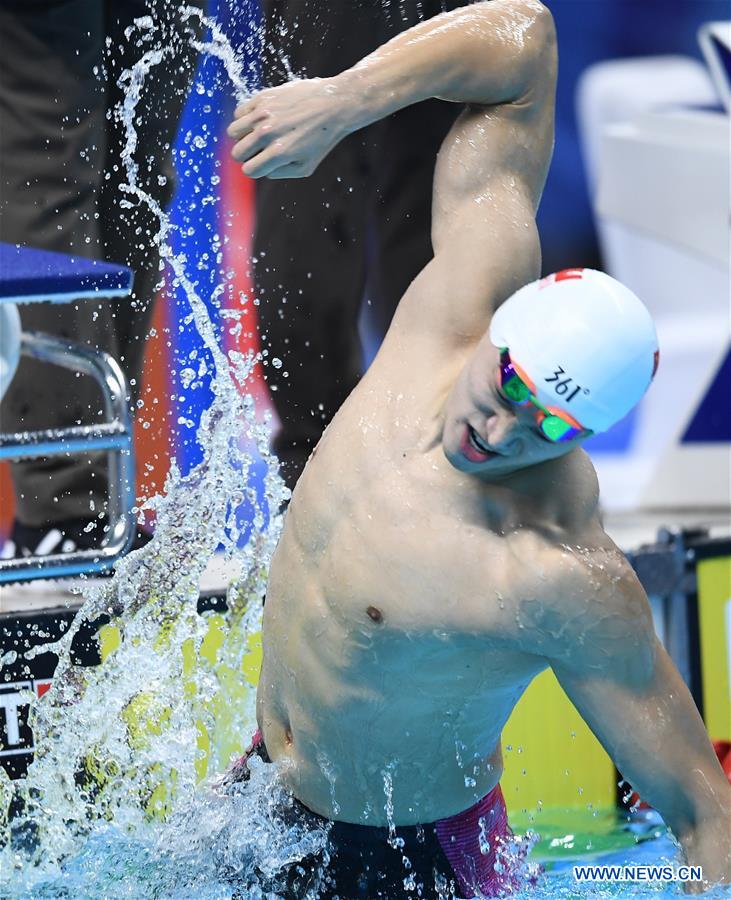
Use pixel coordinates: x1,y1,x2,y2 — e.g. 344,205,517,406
223,730,524,899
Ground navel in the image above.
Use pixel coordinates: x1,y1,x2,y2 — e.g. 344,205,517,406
366,606,383,624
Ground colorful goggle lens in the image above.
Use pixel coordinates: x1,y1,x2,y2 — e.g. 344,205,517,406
498,349,589,443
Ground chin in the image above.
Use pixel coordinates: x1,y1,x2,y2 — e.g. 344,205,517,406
443,444,469,473
442,439,511,477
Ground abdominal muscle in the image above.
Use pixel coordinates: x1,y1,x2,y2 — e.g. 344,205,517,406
258,627,516,826
257,482,544,826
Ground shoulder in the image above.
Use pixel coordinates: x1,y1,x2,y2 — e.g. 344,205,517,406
512,528,656,686
544,448,601,535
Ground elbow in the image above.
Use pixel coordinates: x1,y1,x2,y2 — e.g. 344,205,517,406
504,1,555,41
472,0,557,104
524,0,554,28
481,0,555,45
528,2,557,66
503,1,557,94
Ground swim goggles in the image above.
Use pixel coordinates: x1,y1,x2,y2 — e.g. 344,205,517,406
498,349,591,443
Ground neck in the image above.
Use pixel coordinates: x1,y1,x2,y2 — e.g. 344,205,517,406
478,449,599,534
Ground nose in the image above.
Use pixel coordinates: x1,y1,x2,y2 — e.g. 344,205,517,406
484,410,522,455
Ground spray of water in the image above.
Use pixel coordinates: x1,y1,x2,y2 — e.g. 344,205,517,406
0,7,322,895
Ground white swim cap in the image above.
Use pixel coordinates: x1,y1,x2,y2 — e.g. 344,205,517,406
489,268,659,433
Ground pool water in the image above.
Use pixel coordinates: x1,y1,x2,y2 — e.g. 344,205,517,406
8,798,731,898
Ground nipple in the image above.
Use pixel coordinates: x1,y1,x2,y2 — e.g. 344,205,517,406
367,606,383,624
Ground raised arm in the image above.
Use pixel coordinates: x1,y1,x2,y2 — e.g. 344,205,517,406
229,1,556,349
549,554,731,891
229,1,553,177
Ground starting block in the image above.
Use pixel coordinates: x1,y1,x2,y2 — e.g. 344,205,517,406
0,243,136,582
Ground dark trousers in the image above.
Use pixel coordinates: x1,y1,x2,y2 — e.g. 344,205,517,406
0,0,201,526
254,0,466,489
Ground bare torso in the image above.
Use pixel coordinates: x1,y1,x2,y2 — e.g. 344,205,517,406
259,362,600,824
256,25,601,826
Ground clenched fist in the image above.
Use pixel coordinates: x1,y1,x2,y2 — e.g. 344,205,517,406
228,77,355,179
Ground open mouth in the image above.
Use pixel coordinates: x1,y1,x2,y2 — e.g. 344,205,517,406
469,425,492,454
459,424,498,463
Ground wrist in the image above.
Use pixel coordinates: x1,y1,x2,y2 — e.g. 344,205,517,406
677,813,731,887
328,68,379,137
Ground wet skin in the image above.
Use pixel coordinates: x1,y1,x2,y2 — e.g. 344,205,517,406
230,1,731,887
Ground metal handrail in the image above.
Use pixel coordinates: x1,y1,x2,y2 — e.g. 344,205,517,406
0,423,130,459
0,332,136,583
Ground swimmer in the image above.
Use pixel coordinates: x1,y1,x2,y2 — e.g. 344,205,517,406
228,2,731,895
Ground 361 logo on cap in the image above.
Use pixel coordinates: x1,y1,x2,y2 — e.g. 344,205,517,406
545,366,587,402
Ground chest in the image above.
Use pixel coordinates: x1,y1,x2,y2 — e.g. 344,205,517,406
286,444,548,649
277,359,573,646
268,475,549,715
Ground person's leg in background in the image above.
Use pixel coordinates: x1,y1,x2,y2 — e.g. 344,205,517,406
254,141,373,491
254,0,381,491
366,98,461,342
0,0,114,550
0,0,202,555
365,1,466,339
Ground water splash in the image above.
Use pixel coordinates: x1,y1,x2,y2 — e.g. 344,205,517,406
0,7,297,893
382,764,421,894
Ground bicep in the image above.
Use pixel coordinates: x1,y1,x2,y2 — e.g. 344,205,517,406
554,641,693,772
380,27,555,348
386,188,541,352
391,104,551,346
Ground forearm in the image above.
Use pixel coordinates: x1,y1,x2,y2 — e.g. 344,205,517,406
228,0,553,178
335,0,553,134
609,650,731,847
676,805,731,892
555,641,731,887
602,722,729,890
616,720,730,842
636,753,731,882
